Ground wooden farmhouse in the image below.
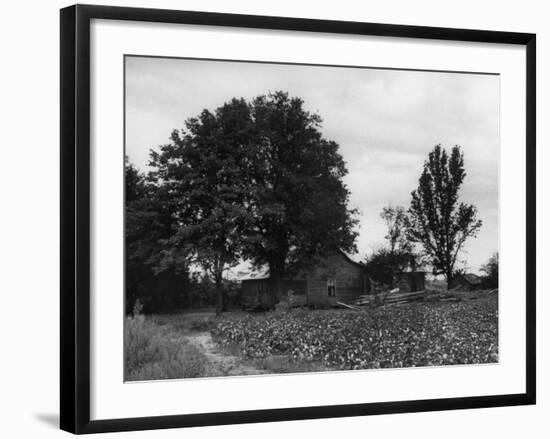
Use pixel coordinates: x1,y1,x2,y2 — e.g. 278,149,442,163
240,250,369,310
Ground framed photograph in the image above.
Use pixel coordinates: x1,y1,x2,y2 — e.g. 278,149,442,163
60,4,536,434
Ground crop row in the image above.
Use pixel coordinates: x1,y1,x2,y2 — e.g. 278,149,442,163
211,298,498,370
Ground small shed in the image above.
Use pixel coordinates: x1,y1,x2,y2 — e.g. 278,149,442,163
448,273,482,291
393,271,426,293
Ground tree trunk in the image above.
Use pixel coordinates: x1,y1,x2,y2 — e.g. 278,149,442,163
268,256,286,308
389,249,396,288
445,267,453,289
214,270,223,316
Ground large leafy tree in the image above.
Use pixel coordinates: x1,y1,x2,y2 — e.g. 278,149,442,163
407,144,482,282
246,92,358,299
148,98,257,315
147,92,357,311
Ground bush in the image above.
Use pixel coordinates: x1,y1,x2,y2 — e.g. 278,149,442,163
365,247,417,287
481,253,498,289
124,314,207,380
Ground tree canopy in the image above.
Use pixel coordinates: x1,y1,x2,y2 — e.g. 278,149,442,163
125,157,189,313
381,205,410,255
244,92,357,297
147,98,258,315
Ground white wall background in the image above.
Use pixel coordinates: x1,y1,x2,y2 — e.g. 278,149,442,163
0,0,546,437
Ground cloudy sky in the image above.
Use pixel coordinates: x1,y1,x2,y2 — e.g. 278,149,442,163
126,56,499,273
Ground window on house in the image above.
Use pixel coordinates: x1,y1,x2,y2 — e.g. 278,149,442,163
327,279,336,297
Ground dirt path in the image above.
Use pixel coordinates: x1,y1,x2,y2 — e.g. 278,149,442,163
186,331,267,377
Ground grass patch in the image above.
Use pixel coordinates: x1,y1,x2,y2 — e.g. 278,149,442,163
124,315,209,381
150,312,219,333
189,318,216,332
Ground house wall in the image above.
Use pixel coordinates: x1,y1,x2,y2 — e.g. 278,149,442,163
306,253,367,306
241,279,274,309
241,279,307,309
277,280,308,307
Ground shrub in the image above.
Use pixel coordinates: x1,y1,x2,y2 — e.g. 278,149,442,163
481,253,499,289
365,247,418,287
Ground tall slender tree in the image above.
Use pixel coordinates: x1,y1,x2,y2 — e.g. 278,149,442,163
407,144,482,282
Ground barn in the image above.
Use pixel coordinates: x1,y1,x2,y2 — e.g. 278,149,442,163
240,250,368,309
448,273,482,291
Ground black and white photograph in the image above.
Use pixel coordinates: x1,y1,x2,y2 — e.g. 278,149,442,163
0,0,543,436
124,56,499,381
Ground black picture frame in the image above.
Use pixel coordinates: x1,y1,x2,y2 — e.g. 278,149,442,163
60,4,536,434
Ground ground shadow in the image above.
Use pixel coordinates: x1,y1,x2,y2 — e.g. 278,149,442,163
34,413,58,430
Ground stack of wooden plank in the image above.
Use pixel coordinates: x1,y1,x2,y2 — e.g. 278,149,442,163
343,288,499,309
334,288,498,310
354,290,433,307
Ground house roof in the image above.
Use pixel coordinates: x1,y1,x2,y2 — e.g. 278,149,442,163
395,271,426,275
240,249,365,282
241,276,270,282
337,249,367,268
